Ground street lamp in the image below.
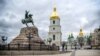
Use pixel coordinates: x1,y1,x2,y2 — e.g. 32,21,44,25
74,41,77,50
47,38,52,45
26,33,33,50
47,38,52,50
1,36,8,50
1,36,8,44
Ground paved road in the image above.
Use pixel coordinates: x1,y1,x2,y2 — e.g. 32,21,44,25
29,50,100,56
25,50,100,56
0,52,71,56
14,50,100,56
1,50,100,56
75,50,100,56
33,52,71,56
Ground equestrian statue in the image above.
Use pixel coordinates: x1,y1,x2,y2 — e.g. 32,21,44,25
22,10,34,27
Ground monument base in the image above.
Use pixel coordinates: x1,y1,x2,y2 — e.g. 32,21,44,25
10,26,45,50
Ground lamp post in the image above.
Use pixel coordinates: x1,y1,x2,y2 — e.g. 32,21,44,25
1,36,8,44
47,38,52,45
1,36,8,50
74,41,77,50
47,38,52,50
26,33,33,50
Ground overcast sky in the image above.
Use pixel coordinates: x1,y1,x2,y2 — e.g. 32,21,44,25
0,0,100,42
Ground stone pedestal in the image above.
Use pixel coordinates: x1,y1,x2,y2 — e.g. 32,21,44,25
10,26,44,50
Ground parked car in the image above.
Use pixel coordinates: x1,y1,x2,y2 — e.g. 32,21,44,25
84,45,92,49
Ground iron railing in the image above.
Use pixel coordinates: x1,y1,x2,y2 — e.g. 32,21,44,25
0,44,59,50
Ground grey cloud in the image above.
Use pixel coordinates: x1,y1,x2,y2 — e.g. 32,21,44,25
0,0,6,15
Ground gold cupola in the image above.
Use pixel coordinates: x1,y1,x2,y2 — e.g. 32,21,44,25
79,28,84,37
50,5,59,20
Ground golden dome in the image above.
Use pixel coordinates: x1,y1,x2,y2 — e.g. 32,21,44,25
50,6,59,20
79,28,84,37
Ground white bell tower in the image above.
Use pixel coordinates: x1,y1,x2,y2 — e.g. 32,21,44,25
48,5,62,47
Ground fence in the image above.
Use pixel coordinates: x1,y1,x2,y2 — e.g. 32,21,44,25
0,44,59,50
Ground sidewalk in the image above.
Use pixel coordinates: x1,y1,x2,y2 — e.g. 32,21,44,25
34,52,72,56
0,50,72,56
0,52,72,56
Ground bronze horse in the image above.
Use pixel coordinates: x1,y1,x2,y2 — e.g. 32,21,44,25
22,10,34,27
